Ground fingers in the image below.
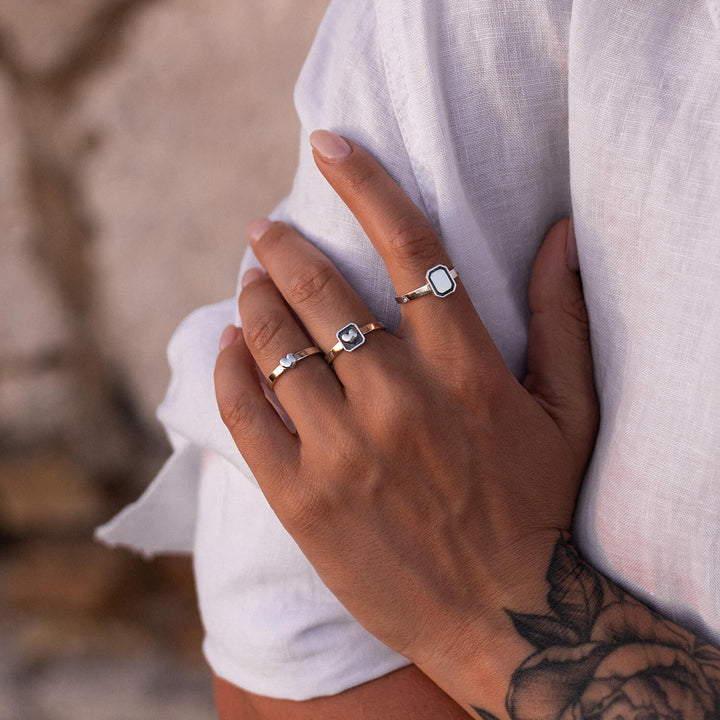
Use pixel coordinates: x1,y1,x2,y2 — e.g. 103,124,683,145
214,326,300,478
308,130,484,348
523,218,599,462
246,218,390,382
237,268,345,420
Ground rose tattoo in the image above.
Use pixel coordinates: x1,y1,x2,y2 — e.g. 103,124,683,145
473,540,720,720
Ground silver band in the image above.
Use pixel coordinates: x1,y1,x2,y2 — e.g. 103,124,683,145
325,322,385,364
267,346,322,388
395,264,458,304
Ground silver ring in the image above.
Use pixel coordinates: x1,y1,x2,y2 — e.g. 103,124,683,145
325,322,385,364
394,264,458,304
267,346,322,388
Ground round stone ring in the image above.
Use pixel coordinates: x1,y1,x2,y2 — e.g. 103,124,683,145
394,264,458,304
267,346,322,389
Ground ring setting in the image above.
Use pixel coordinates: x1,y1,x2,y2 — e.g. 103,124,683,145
395,264,458,304
325,322,385,364
337,322,365,352
267,346,322,388
279,354,298,369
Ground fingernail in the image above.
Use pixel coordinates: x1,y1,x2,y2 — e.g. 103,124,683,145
219,324,239,352
241,267,266,288
310,129,351,162
247,218,272,245
565,215,579,273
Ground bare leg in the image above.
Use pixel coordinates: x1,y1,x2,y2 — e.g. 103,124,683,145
213,664,470,720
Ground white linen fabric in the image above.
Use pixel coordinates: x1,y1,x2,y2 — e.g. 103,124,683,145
97,0,720,701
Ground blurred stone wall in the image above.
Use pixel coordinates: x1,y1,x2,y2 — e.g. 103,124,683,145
0,1,329,717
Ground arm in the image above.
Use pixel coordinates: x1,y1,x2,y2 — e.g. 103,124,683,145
466,538,720,720
212,541,720,720
215,135,720,720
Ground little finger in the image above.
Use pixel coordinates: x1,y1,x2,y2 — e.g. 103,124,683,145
215,326,300,479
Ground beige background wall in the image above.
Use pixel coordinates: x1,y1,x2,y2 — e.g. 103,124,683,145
0,1,329,716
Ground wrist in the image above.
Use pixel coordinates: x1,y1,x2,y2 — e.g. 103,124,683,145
414,533,720,720
411,531,564,716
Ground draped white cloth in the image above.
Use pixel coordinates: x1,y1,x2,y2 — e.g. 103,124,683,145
97,0,720,700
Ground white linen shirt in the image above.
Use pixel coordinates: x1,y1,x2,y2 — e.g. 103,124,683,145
97,0,720,700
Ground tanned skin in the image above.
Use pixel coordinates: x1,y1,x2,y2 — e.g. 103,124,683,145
215,135,719,719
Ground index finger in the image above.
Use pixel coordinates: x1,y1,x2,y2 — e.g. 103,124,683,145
309,130,480,345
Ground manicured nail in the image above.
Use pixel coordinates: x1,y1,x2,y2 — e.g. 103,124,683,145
241,267,266,288
219,324,239,351
310,129,351,162
565,215,579,273
247,218,272,245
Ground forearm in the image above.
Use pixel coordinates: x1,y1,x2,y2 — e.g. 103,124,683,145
421,535,720,720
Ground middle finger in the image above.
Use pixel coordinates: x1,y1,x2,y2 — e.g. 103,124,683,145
309,133,494,358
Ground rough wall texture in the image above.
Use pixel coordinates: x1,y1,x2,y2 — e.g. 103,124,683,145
0,1,329,716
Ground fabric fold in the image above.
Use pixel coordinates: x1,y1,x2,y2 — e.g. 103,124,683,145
96,297,248,556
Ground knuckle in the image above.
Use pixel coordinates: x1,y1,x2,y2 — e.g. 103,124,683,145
243,310,288,353
374,397,418,442
315,419,361,469
372,367,416,413
452,360,509,417
286,258,337,308
279,478,319,527
386,213,440,264
312,422,369,490
363,364,432,436
286,489,333,538
279,459,340,535
217,388,257,438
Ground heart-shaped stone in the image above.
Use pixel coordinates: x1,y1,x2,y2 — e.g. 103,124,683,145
341,328,358,344
279,354,296,369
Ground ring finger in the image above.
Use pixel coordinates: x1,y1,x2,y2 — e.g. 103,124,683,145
238,269,344,423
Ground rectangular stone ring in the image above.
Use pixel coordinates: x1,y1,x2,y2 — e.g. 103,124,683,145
325,322,386,364
394,264,458,304
267,346,323,389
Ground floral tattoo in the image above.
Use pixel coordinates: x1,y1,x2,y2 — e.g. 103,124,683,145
472,539,720,720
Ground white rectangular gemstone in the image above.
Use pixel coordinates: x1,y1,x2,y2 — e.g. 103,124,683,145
427,265,455,296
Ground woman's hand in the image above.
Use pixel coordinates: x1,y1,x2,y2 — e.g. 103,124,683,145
214,131,598,714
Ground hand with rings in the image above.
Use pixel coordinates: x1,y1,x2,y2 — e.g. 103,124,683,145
214,131,598,715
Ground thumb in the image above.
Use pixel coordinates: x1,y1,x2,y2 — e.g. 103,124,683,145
523,217,599,460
